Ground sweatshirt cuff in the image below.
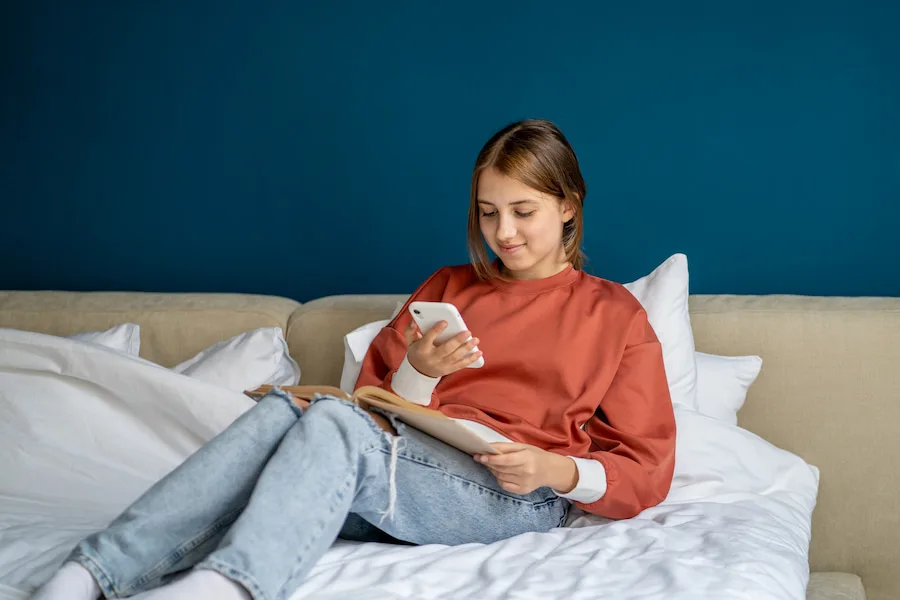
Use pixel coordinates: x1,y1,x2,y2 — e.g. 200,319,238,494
554,457,607,504
390,355,440,406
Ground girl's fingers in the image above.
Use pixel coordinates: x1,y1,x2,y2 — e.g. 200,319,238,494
455,350,483,369
487,465,522,475
403,322,418,346
497,480,525,494
479,452,526,468
489,468,516,483
436,330,473,358
447,337,479,362
420,321,448,346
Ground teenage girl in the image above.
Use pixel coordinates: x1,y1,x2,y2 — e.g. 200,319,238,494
32,119,676,600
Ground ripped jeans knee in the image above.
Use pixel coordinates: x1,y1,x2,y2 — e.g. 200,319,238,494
303,395,406,524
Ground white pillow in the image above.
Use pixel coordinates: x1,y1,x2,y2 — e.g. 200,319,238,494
174,327,300,392
67,323,142,356
622,253,697,410
340,301,406,393
664,405,819,509
695,352,763,425
569,405,820,542
340,256,698,410
341,319,390,393
0,328,255,590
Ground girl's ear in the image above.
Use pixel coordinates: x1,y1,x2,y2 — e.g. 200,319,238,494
561,198,576,223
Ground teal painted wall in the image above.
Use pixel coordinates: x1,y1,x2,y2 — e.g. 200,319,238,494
2,1,898,300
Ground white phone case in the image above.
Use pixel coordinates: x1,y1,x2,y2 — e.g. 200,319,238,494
408,301,484,368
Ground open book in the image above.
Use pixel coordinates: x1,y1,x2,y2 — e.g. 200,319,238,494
245,384,500,456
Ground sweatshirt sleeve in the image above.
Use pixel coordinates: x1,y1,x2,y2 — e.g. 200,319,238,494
574,310,677,519
353,268,449,409
355,328,441,408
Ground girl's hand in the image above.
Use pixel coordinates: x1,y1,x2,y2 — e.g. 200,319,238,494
475,443,579,495
403,320,482,378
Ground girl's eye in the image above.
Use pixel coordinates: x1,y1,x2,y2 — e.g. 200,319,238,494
479,210,534,218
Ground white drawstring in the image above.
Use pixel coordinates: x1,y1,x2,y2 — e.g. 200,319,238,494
379,434,402,523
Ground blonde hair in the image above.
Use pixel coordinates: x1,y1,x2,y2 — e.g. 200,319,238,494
467,119,587,280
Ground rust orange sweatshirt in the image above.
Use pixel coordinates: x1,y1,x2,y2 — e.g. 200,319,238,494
356,264,676,519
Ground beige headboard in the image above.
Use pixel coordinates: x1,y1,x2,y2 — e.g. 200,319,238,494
1,290,898,600
0,291,300,367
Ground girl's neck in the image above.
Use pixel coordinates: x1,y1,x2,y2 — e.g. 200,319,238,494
490,260,580,294
501,260,572,281
501,246,572,281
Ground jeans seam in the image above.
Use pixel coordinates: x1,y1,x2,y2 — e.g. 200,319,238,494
276,468,356,599
200,559,268,600
125,504,246,594
69,552,121,598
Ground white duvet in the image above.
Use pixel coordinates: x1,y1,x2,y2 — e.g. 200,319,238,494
0,329,819,600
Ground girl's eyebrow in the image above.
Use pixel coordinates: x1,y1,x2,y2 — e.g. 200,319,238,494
477,199,538,206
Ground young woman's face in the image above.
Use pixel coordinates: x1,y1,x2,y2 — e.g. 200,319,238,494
476,168,574,280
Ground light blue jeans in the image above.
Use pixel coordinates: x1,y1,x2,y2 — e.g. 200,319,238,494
67,390,569,600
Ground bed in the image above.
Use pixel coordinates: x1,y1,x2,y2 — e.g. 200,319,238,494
1,275,896,599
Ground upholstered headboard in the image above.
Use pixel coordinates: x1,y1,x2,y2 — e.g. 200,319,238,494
0,291,300,367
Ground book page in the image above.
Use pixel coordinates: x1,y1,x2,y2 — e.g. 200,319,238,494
353,386,442,416
364,398,500,456
245,385,350,402
246,384,500,456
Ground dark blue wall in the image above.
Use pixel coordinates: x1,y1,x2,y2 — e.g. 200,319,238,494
2,1,898,300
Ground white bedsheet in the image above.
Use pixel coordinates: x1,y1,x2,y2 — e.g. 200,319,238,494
0,329,819,599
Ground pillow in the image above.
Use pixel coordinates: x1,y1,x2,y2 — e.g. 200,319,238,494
341,319,390,393
0,327,255,590
67,323,142,356
568,404,820,530
695,352,763,425
340,255,698,410
174,327,300,393
622,253,697,410
664,405,819,508
340,300,406,393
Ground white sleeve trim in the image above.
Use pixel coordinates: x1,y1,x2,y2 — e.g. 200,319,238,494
554,456,608,504
390,355,441,406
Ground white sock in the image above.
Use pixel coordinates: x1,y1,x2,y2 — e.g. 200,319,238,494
30,562,100,600
129,569,251,600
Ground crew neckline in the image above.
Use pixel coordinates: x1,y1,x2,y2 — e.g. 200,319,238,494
488,261,582,294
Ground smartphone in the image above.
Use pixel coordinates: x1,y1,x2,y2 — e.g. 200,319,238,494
408,301,484,368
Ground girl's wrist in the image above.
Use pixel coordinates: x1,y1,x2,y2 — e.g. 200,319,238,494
406,353,439,379
542,451,579,493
